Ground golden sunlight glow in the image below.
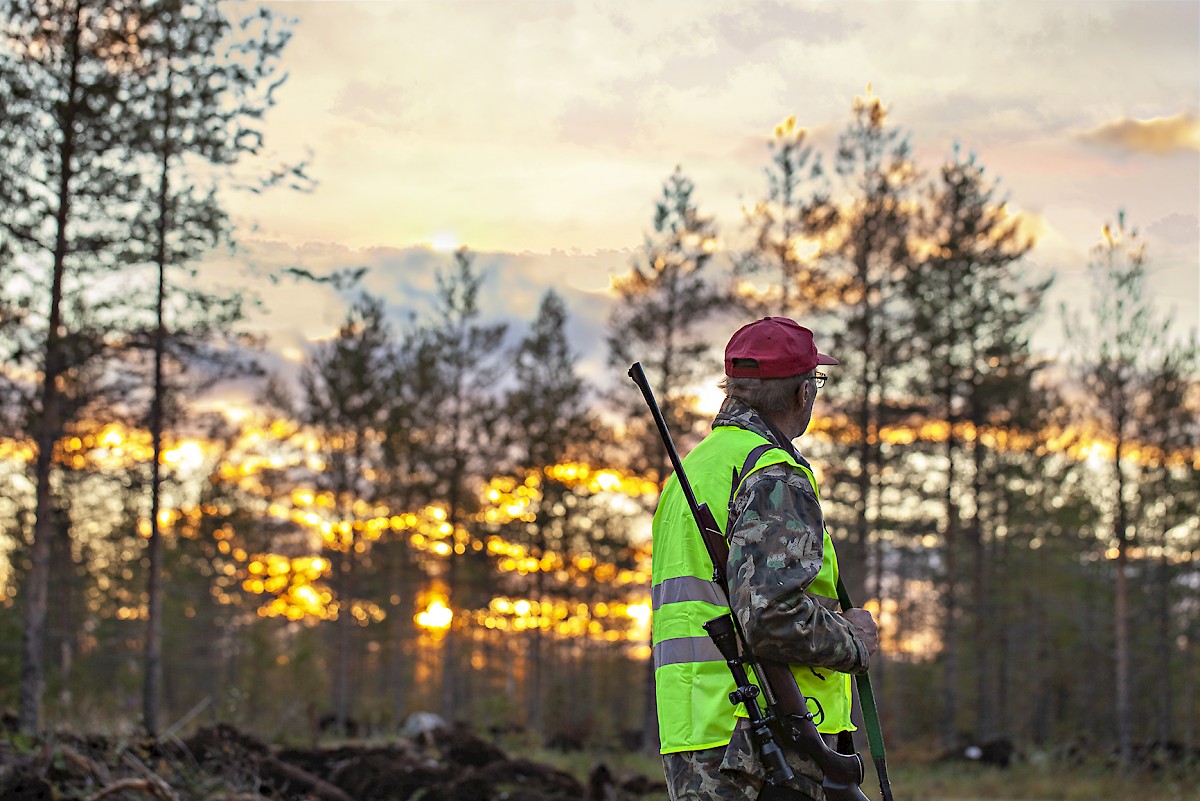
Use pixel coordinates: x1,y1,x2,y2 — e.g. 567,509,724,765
244,553,334,621
787,236,821,262
694,384,726,416
163,440,207,471
541,462,660,497
417,598,454,630
625,600,651,624
867,595,942,662
472,593,651,646
0,437,35,463
100,426,124,449
12,403,1190,645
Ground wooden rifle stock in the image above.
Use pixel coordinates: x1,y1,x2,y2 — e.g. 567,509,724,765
629,362,865,790
698,508,865,788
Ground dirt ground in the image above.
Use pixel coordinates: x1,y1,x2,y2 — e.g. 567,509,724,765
0,717,664,801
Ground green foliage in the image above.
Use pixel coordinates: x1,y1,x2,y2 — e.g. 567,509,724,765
506,289,590,472
735,115,828,318
607,166,729,481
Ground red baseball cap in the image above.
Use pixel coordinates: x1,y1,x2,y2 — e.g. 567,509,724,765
724,317,838,378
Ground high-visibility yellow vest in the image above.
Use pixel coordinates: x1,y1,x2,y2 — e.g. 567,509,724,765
651,425,854,755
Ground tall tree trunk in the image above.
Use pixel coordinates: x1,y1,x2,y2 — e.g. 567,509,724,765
1030,585,1054,747
1157,550,1172,745
145,65,175,735
848,264,873,607
1185,548,1197,755
971,415,991,740
21,2,83,735
387,540,412,726
994,494,1011,738
1114,422,1132,765
941,414,959,748
48,508,76,712
333,451,360,734
644,457,667,755
442,438,465,723
869,502,886,699
527,510,547,738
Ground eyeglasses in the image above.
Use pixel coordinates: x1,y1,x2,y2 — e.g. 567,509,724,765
812,372,827,389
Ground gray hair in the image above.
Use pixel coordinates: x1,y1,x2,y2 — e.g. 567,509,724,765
718,372,813,414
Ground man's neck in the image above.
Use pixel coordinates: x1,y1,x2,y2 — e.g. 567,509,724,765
759,411,801,452
760,409,801,442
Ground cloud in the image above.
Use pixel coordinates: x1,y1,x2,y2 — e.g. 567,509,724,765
1079,113,1200,155
1145,212,1200,247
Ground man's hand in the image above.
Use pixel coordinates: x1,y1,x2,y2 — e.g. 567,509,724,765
843,607,879,657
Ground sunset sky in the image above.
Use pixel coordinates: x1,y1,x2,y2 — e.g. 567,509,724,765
215,0,1199,400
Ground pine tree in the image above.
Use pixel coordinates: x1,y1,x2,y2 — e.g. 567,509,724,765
0,0,152,731
121,0,296,736
298,292,394,733
424,249,508,722
1063,210,1181,764
734,116,832,318
906,147,1045,743
366,314,447,724
501,289,591,738
1129,326,1198,747
607,166,727,483
807,89,921,607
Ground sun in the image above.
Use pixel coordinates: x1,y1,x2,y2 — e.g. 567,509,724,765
430,232,459,253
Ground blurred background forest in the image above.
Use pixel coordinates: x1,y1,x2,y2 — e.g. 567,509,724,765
1,0,1198,775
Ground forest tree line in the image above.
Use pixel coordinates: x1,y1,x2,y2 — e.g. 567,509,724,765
1,0,1198,764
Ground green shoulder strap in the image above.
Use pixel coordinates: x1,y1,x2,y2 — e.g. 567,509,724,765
836,577,895,801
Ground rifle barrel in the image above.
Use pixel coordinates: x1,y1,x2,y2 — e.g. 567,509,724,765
628,362,704,520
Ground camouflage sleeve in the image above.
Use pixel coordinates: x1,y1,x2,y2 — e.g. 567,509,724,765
726,463,869,675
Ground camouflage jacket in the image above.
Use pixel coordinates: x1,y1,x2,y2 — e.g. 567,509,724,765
718,397,870,675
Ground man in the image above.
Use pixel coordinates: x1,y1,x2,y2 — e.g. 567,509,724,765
651,317,880,801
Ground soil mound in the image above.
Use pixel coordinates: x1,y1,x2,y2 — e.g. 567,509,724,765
0,719,662,801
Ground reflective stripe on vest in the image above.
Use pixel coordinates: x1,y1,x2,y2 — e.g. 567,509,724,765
651,575,726,610
654,635,725,668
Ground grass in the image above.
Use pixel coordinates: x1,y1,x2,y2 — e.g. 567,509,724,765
529,743,1200,801
885,758,1200,801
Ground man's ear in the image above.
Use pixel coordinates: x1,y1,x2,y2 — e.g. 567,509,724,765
796,380,811,408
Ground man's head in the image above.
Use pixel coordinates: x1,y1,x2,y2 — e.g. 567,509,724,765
720,317,838,437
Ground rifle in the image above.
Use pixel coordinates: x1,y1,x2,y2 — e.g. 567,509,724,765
629,362,866,791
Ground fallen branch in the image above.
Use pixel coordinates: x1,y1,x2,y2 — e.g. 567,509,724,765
57,743,111,784
85,778,174,801
121,752,180,801
260,753,356,801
